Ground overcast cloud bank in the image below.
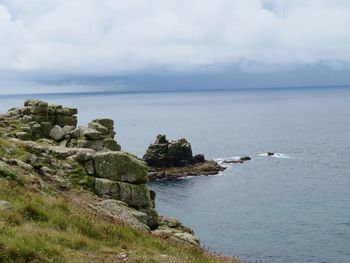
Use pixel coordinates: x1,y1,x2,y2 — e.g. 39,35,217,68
1,0,350,76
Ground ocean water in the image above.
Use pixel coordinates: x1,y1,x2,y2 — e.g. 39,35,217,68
1,87,350,263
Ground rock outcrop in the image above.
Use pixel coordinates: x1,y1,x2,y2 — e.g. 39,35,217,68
1,99,121,152
0,100,198,244
143,135,225,180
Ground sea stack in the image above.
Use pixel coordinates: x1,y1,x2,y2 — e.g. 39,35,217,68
143,134,225,180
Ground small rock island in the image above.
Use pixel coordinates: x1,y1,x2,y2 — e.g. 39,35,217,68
143,134,225,180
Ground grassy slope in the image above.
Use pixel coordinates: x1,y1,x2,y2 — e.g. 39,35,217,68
0,138,241,263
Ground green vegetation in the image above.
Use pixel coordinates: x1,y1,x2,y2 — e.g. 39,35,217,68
0,163,18,181
0,175,239,263
0,137,27,160
68,168,96,192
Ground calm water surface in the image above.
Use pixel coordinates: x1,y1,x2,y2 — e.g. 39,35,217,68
1,87,350,263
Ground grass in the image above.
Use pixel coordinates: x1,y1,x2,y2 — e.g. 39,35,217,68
0,137,27,161
68,168,96,193
0,163,18,181
0,123,241,263
0,176,240,263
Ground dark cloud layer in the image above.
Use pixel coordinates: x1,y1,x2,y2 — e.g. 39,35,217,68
0,0,350,92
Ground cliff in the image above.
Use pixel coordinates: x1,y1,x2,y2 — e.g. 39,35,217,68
0,100,240,263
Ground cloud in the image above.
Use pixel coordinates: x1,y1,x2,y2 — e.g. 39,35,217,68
0,0,350,76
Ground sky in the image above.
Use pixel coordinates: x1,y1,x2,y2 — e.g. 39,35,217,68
1,0,350,93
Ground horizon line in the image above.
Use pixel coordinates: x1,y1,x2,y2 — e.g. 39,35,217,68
1,84,349,98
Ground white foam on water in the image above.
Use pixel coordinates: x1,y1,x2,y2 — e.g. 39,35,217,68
258,153,292,159
215,156,242,168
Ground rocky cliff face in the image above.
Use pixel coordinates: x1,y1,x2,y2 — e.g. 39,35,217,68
0,100,198,245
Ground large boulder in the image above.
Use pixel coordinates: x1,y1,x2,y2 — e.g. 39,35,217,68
94,152,148,184
95,199,150,230
79,127,102,140
95,178,153,208
26,100,49,114
139,208,159,230
91,118,116,138
143,135,194,167
49,125,65,141
88,122,109,136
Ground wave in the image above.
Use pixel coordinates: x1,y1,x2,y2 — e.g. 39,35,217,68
215,156,242,167
258,153,292,159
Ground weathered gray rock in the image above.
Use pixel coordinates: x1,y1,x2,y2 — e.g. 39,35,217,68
167,138,193,167
69,128,80,138
92,118,116,138
161,216,182,228
72,139,104,151
70,150,95,163
92,118,114,129
22,115,32,123
49,125,65,141
94,152,148,184
40,122,53,138
152,227,200,246
139,208,159,230
83,160,95,175
103,138,121,151
14,159,33,172
54,115,77,127
79,127,102,140
143,135,168,167
95,178,152,208
93,200,150,231
31,123,42,139
62,125,75,134
16,132,30,140
48,146,95,159
143,135,193,167
88,122,109,136
98,199,148,225
9,138,46,155
28,100,49,114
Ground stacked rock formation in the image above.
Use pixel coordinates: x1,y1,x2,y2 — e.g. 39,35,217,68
1,99,121,152
143,135,224,180
143,135,205,167
67,118,121,151
1,99,77,141
143,135,199,167
90,151,159,229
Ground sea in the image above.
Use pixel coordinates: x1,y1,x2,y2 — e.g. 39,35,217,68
1,87,350,263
